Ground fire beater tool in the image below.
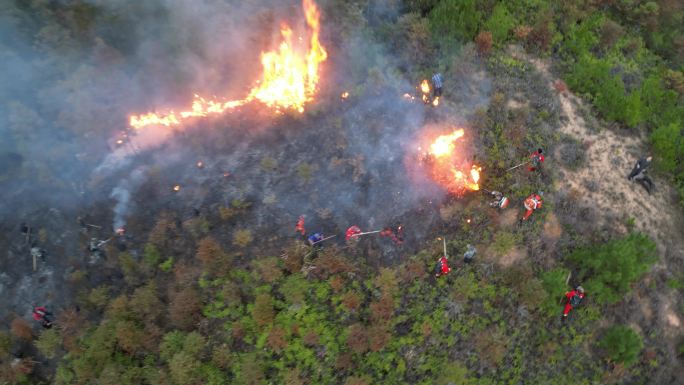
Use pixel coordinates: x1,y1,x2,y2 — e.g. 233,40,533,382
350,230,382,238
311,235,336,245
506,160,531,172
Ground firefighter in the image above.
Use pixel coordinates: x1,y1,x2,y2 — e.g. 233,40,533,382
345,225,362,241
434,255,451,277
30,247,46,262
307,232,324,246
88,238,100,252
528,148,545,171
489,191,510,209
521,192,543,221
380,224,404,244
562,286,585,321
295,215,306,236
463,244,477,264
32,306,53,329
628,155,654,194
431,73,443,99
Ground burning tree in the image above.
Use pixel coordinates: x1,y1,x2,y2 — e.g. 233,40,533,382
128,0,327,130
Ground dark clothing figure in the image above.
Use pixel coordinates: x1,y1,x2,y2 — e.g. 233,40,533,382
628,157,651,179
307,233,324,246
463,244,476,263
628,156,654,194
431,73,443,98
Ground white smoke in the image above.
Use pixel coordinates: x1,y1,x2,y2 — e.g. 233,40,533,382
110,167,147,231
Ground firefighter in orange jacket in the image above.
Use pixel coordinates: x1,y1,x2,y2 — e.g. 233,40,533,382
521,193,543,221
562,286,585,321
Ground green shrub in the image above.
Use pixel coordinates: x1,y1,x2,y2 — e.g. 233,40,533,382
540,268,571,316
35,328,61,359
598,326,643,366
484,3,515,45
429,0,482,43
567,233,657,304
143,243,161,267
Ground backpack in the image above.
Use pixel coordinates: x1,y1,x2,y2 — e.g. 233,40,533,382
569,294,583,307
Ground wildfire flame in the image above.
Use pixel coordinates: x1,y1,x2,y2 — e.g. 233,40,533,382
420,79,430,104
429,129,464,157
423,129,481,194
128,0,326,129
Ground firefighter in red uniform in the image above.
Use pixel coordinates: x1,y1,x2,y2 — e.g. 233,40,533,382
528,148,545,171
562,286,585,321
32,306,53,329
295,216,306,236
345,225,362,241
434,256,451,277
521,193,543,221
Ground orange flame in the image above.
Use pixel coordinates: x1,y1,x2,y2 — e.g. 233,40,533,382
128,0,326,129
429,129,464,157
423,129,481,194
420,80,430,94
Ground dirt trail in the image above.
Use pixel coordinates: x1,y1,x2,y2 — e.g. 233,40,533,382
527,57,684,374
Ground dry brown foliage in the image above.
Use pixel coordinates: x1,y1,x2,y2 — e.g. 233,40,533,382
115,320,143,354
527,20,552,52
195,236,223,265
341,291,362,312
282,241,307,273
267,327,288,353
346,324,369,354
169,287,202,330
473,327,508,367
10,318,32,341
368,325,390,352
315,249,356,278
303,331,319,347
401,260,425,283
374,268,398,296
329,275,345,292
335,352,354,370
254,257,283,283
252,294,275,328
211,344,232,369
370,293,395,323
475,31,493,55
148,213,178,247
553,80,568,94
514,25,532,40
231,321,246,341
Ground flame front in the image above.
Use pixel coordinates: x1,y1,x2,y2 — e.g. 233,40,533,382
429,130,464,158
420,79,430,103
129,0,326,129
423,129,481,194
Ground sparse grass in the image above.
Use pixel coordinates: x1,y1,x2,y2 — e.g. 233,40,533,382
491,231,518,254
260,156,277,171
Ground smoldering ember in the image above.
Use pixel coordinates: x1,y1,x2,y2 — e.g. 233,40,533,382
1,1,683,384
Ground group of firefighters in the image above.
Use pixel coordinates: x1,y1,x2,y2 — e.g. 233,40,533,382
25,77,658,331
